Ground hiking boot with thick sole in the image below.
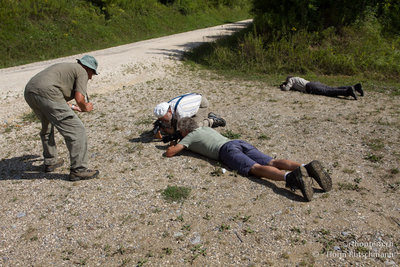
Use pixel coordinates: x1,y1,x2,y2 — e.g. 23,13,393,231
305,160,332,192
285,166,313,201
212,117,226,128
354,83,364,96
208,112,226,128
348,87,357,100
44,158,64,172
69,169,99,181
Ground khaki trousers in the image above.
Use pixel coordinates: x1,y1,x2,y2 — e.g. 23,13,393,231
193,96,213,127
24,92,88,171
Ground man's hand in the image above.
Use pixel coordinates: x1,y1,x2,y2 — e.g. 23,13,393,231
70,103,82,112
166,143,185,157
75,91,93,112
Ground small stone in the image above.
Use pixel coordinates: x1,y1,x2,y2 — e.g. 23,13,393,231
385,260,396,266
190,233,201,245
274,210,282,215
341,231,350,236
334,246,341,251
173,232,183,237
16,212,26,218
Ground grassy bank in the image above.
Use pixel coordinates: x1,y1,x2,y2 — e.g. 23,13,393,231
185,17,400,95
0,0,251,68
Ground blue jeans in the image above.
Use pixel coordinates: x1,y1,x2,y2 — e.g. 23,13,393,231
219,140,273,175
306,82,352,97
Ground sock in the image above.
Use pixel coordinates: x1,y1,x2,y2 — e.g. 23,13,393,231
284,172,289,181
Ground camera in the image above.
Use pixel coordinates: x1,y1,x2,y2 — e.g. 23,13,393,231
162,131,183,143
279,82,287,90
151,120,163,135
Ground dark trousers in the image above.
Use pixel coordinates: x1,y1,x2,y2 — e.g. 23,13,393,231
306,82,351,97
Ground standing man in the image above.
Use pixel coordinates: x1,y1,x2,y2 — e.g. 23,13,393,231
153,93,226,140
24,55,100,181
166,117,333,202
280,76,364,100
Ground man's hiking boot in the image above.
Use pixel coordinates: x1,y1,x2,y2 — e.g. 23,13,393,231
285,166,313,201
348,87,357,100
44,158,64,172
69,169,99,181
304,160,332,192
208,112,226,128
354,83,364,96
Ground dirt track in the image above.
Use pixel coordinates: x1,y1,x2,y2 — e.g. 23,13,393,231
0,20,399,266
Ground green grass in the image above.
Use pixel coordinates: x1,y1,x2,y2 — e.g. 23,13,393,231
0,0,252,68
184,17,400,94
21,111,40,123
162,185,191,203
221,130,241,139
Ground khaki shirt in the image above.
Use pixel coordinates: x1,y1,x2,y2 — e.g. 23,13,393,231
25,63,88,102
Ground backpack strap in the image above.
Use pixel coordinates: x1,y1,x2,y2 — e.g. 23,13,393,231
168,93,197,114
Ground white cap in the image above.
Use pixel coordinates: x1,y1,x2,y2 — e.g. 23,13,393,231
154,102,170,118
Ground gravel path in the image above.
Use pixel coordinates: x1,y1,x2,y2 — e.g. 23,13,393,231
0,20,399,266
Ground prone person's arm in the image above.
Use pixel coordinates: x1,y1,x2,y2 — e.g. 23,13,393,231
281,79,292,91
166,143,185,157
75,91,93,112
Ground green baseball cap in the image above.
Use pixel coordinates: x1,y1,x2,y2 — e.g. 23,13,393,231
77,55,98,75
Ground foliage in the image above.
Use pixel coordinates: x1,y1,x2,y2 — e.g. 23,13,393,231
251,0,388,41
376,0,400,36
185,14,400,83
0,0,251,68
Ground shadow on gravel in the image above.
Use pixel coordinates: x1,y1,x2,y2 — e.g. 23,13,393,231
0,154,67,180
247,176,307,202
129,131,155,143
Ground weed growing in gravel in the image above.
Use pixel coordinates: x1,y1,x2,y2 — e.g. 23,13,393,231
162,247,173,255
162,185,191,203
218,224,231,232
181,224,191,232
187,245,207,264
175,215,184,222
203,212,211,220
210,167,224,176
221,130,241,139
337,182,364,192
364,154,383,163
243,227,254,235
280,252,290,259
120,258,131,267
366,138,385,151
21,111,39,123
342,168,355,174
232,213,251,223
22,226,38,242
136,259,147,267
258,134,270,140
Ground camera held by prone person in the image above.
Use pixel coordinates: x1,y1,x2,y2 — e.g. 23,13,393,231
151,119,183,143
